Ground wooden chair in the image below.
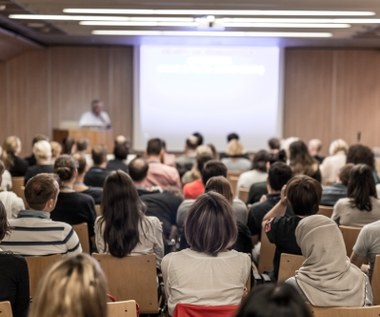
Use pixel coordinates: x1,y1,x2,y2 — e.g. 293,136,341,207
339,225,362,256
371,255,380,305
107,300,137,317
25,254,62,299
258,229,276,274
92,253,158,314
238,188,249,204
72,223,90,254
0,301,12,317
11,176,26,207
317,205,333,218
310,305,380,317
278,253,304,282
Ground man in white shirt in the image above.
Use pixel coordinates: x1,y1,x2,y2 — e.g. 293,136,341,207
79,99,111,129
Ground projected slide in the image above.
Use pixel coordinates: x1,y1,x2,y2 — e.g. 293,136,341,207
134,45,282,151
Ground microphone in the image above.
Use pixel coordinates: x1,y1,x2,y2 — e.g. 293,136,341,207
357,131,361,142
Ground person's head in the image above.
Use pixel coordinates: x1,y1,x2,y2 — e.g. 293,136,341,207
347,164,377,211
201,160,227,185
346,144,375,170
91,99,104,116
3,135,22,155
73,153,87,176
185,192,237,256
268,162,293,192
236,283,312,317
205,176,233,204
252,150,270,172
28,254,107,317
33,140,52,163
0,200,9,241
268,137,281,151
227,132,239,143
128,157,149,183
185,136,198,151
338,163,354,186
196,153,213,175
113,142,129,161
54,155,77,186
308,139,322,156
91,145,107,166
226,139,245,156
289,140,313,163
25,173,59,211
50,141,62,160
76,138,89,153
329,139,348,156
101,170,145,257
285,175,322,216
31,134,49,146
192,132,204,146
146,138,163,157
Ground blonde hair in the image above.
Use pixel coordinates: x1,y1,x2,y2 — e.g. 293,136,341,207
329,139,348,156
28,254,108,317
227,139,245,156
2,136,21,169
33,140,52,162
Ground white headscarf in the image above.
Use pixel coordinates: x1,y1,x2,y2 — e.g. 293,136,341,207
295,215,367,307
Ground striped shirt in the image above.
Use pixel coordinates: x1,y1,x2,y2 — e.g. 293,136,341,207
0,210,82,256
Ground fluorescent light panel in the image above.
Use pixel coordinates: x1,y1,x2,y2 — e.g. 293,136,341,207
81,21,198,27
92,29,332,37
64,8,374,16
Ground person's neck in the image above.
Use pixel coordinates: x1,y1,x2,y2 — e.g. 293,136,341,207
147,155,161,162
94,162,107,169
60,180,75,192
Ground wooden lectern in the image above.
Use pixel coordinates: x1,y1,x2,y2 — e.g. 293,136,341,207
53,128,114,152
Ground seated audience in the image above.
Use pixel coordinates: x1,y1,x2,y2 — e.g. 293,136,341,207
181,144,213,185
287,215,372,306
24,140,54,184
268,137,281,158
351,219,380,280
0,173,82,256
95,171,164,265
84,145,110,188
332,164,380,226
74,138,89,155
320,139,348,185
128,157,183,254
247,162,293,246
51,155,96,248
162,192,251,316
221,138,252,172
192,132,204,146
346,144,380,184
320,163,353,206
236,150,270,194
72,153,102,204
176,135,198,177
142,138,181,189
182,153,213,199
289,140,321,182
24,134,49,167
236,283,312,317
28,254,107,317
1,135,28,177
0,200,29,317
50,141,62,163
308,138,324,164
106,135,129,173
0,161,24,219
263,175,322,280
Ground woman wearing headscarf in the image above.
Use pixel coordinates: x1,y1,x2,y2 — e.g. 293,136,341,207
287,215,372,307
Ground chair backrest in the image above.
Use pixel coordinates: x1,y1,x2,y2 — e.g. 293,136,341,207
310,305,380,317
227,172,241,197
0,301,13,317
238,188,249,204
371,255,380,305
107,300,137,317
11,176,26,206
258,229,276,274
92,253,158,314
25,254,62,299
173,303,238,317
72,223,90,254
278,253,304,282
339,225,362,256
318,205,334,218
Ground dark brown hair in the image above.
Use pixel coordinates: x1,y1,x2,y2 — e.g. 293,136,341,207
205,176,233,204
100,170,146,257
0,201,10,240
25,173,59,210
289,140,318,177
347,164,377,211
185,192,237,256
91,145,107,165
286,175,322,216
54,155,76,185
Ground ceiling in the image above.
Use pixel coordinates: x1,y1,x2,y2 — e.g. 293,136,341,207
2,0,380,60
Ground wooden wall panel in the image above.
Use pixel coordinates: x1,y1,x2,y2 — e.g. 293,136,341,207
0,62,7,144
283,49,334,154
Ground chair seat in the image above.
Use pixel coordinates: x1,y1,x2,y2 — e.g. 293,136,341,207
173,303,239,317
